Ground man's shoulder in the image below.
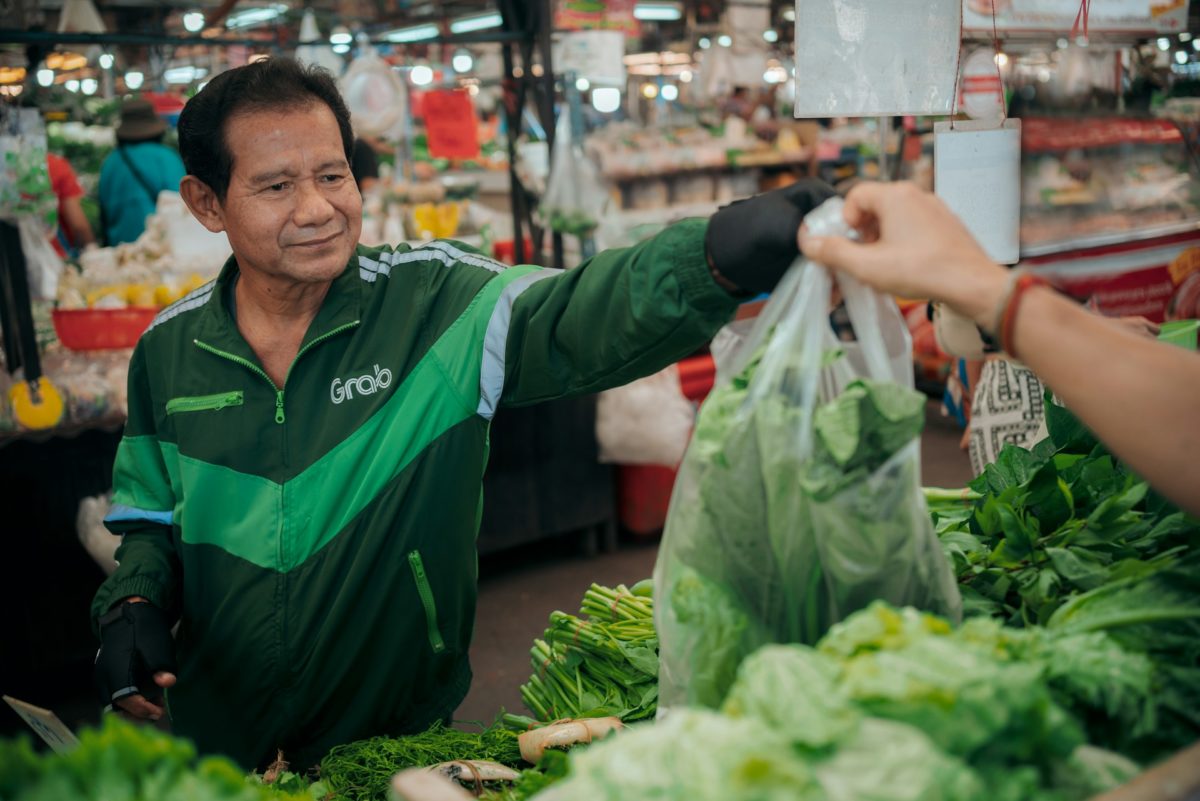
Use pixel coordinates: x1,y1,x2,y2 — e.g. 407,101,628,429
355,239,509,289
140,279,219,344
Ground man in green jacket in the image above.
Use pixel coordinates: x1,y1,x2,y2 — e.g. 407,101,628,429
91,57,834,769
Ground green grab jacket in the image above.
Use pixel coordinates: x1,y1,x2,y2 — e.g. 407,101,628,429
91,220,736,769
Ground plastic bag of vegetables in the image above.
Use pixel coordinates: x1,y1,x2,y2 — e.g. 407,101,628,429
539,109,608,241
653,198,961,711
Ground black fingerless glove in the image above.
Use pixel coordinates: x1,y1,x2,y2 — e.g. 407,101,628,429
95,601,176,709
705,178,838,294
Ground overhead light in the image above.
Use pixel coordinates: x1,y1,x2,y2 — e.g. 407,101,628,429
226,4,287,29
1158,37,1171,51
65,79,80,92
99,52,114,69
165,65,207,84
383,23,439,43
592,86,621,113
332,43,351,54
124,70,144,89
37,68,54,87
698,36,710,49
449,12,502,33
1176,49,1189,64
452,50,474,73
782,8,795,21
1181,32,1193,43
1056,37,1069,49
410,64,434,86
661,83,678,101
717,34,732,47
467,83,479,96
81,77,98,95
183,11,205,32
763,66,787,84
679,69,692,83
575,76,590,91
634,2,682,21
1194,39,1200,51
641,82,658,98
994,52,1009,67
330,25,352,45
1075,35,1088,46
763,29,778,43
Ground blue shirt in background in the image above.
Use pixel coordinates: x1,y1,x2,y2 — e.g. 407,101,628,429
98,142,187,246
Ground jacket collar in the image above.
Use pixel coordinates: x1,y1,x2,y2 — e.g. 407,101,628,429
194,250,364,361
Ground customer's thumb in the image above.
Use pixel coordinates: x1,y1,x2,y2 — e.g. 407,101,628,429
800,234,860,271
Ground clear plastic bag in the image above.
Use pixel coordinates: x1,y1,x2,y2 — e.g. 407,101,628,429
540,109,609,238
653,198,961,712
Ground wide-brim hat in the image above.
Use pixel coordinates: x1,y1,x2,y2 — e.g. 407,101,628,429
116,98,167,141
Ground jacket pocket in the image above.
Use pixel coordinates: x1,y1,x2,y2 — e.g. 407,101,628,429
408,550,446,654
166,391,244,415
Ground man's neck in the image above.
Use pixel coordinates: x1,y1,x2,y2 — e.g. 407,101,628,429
232,266,333,386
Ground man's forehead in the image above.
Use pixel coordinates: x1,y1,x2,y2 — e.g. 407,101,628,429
224,103,346,170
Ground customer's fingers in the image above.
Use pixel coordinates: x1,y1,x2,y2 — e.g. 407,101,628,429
114,693,164,721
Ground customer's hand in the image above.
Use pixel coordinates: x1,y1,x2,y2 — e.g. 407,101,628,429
706,178,838,294
95,598,177,721
799,182,1009,329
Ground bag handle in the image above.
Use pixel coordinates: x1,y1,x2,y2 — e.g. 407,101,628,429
117,146,160,206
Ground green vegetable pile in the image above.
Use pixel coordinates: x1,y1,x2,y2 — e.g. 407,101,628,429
541,603,1144,801
512,582,658,724
657,342,959,710
318,722,522,801
0,716,323,801
928,395,1200,758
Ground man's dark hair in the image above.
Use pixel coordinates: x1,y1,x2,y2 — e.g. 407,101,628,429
177,57,353,201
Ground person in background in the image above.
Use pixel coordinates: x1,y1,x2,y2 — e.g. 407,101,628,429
350,137,380,192
46,152,94,257
98,98,187,245
801,181,1200,516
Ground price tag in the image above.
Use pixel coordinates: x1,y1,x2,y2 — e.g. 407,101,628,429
3,696,80,754
422,90,480,161
934,118,1022,265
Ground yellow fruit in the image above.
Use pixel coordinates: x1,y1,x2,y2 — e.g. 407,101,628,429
154,285,177,307
126,284,156,307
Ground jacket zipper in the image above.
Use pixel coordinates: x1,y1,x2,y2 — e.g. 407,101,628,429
408,551,446,654
193,320,359,425
165,390,244,415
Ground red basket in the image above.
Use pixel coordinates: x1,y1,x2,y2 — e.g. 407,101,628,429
52,307,159,351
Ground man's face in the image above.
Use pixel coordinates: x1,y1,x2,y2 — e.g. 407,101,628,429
216,103,362,284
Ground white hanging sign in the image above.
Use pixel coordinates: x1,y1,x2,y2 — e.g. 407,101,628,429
555,30,626,87
794,0,961,117
934,118,1022,265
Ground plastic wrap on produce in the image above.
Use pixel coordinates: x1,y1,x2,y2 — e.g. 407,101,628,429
793,0,961,117
596,366,694,467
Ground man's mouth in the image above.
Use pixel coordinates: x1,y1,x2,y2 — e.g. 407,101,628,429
293,232,342,248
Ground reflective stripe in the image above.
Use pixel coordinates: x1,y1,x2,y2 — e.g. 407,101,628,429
424,241,506,274
359,243,508,283
147,282,216,331
105,504,174,527
476,268,560,420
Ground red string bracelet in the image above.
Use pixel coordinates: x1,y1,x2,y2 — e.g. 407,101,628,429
999,273,1051,359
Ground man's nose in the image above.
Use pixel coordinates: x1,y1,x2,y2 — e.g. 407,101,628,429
293,179,336,227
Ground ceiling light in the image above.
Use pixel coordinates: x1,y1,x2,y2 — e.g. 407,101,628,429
383,23,439,43
1158,37,1171,51
183,11,205,32
332,43,351,54
679,69,692,82
592,86,621,113
634,2,682,21
1056,37,1069,49
124,70,144,89
994,52,1009,67
452,50,474,73
698,37,710,49
763,66,787,84
763,29,778,43
661,83,678,101
99,53,114,69
65,79,80,92
226,4,286,29
165,65,207,84
37,68,54,87
1176,49,1189,64
1180,32,1193,43
717,34,732,47
575,76,590,91
642,83,658,98
782,8,795,21
449,12,502,33
330,25,352,45
81,77,98,95
1194,39,1200,51
410,64,434,86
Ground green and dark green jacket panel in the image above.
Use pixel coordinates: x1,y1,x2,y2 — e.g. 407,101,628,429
92,219,735,768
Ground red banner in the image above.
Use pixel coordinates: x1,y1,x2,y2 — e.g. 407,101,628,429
422,90,480,161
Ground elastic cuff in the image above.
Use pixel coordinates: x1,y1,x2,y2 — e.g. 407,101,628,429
671,219,742,314
92,576,170,634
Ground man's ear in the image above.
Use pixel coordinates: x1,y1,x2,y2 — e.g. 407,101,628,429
179,176,225,234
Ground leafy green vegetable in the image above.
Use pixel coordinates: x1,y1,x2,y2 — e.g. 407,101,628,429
319,723,522,801
0,717,317,801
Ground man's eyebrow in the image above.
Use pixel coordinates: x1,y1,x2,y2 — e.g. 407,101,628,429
314,159,349,173
249,168,293,185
